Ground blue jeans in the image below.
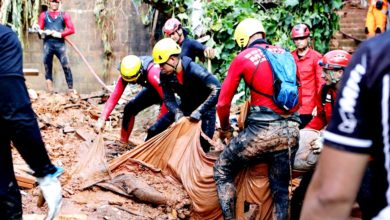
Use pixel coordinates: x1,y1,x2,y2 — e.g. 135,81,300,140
43,41,73,89
214,108,299,220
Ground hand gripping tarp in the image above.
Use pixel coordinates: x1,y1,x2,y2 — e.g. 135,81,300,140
106,118,273,219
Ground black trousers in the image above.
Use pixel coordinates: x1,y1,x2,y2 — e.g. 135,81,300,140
0,77,56,219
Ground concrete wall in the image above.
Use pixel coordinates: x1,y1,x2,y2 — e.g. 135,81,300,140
23,0,154,93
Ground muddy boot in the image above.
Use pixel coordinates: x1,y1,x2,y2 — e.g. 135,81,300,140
46,80,54,94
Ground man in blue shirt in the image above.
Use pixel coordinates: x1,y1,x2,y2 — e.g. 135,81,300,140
0,24,63,220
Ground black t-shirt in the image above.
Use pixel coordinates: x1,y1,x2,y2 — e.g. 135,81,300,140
160,56,220,114
0,24,23,78
180,30,206,62
324,31,390,219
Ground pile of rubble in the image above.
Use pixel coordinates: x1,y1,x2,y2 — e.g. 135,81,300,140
15,90,191,220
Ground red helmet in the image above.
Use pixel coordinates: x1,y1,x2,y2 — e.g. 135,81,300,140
163,18,182,36
319,50,351,70
291,24,310,38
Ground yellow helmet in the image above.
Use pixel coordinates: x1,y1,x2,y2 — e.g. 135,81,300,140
152,38,181,64
234,18,266,48
120,55,142,82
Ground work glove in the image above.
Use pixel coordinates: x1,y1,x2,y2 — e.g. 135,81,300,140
190,110,202,122
43,29,54,36
37,166,64,220
51,31,62,38
32,23,40,31
310,137,323,154
94,118,106,133
219,127,234,142
174,111,184,121
204,47,215,59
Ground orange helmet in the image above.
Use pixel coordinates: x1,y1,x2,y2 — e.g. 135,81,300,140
291,24,310,39
319,50,352,70
163,18,182,36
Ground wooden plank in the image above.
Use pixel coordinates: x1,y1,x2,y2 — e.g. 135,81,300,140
23,68,39,76
16,174,36,184
17,181,35,189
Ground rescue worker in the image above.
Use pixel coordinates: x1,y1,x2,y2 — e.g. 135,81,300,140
95,55,167,144
214,18,300,220
0,24,63,220
301,28,390,220
365,0,388,37
35,0,75,94
149,38,221,152
290,50,352,219
162,17,215,61
291,23,324,128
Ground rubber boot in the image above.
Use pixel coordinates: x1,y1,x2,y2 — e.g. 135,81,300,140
46,80,54,94
119,116,135,143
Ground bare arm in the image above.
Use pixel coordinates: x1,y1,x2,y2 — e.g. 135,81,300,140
300,145,369,220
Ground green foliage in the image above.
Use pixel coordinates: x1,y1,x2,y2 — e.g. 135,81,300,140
143,0,342,97
0,0,41,47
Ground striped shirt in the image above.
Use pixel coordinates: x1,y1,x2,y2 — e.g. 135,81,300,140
324,31,390,219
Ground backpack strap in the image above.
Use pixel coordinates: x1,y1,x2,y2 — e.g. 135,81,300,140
321,85,335,106
248,45,273,99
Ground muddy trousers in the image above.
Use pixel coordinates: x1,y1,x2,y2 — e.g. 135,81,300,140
121,87,164,143
43,41,73,89
214,117,299,220
146,108,216,152
0,78,57,219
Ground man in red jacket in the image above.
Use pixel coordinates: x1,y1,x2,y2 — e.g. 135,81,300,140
95,55,167,144
291,24,324,128
36,0,75,94
214,18,300,220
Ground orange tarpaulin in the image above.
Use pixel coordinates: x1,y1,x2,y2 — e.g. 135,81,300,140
107,118,273,219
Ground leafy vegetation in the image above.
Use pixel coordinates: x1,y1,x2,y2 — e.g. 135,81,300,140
0,0,41,47
142,0,342,96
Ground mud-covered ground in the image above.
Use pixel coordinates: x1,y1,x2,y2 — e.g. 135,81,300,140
15,89,191,220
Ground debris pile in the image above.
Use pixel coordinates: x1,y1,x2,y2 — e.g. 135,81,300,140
14,90,190,220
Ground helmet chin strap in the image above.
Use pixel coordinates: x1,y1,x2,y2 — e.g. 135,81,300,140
165,60,179,72
176,29,184,44
328,70,340,84
298,44,309,52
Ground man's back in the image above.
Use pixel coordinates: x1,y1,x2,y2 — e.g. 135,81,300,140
317,31,390,219
0,25,23,78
